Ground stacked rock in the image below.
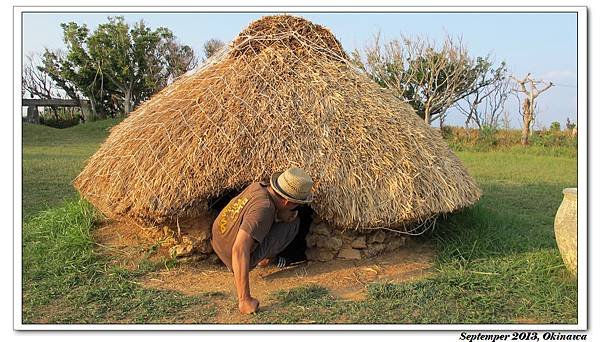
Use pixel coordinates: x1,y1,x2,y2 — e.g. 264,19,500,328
166,215,214,259
305,215,409,261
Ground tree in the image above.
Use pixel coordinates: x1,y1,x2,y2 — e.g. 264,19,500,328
203,38,225,60
550,121,561,132
159,30,198,85
501,110,511,130
352,33,496,126
40,16,197,118
565,117,576,131
511,73,554,145
41,23,110,119
455,62,509,130
23,52,60,100
22,52,63,120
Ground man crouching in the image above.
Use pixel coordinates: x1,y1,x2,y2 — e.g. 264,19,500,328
210,167,314,314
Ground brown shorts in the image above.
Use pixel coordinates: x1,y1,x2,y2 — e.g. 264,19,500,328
247,218,300,269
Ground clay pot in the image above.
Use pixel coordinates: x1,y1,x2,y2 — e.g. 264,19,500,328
554,188,577,276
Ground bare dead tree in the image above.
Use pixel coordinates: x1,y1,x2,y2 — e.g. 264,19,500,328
203,38,225,60
511,73,554,145
22,52,64,120
501,110,511,130
456,65,509,130
23,52,60,99
159,38,199,87
483,78,511,128
352,32,494,126
565,117,577,136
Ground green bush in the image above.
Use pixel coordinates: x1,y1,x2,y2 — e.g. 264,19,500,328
38,107,81,129
479,125,498,147
440,125,454,139
530,130,577,149
40,116,80,129
442,126,576,153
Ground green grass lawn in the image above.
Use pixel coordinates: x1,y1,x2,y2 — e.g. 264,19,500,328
21,120,578,324
22,118,124,219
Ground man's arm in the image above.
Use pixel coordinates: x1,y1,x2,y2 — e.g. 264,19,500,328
231,228,259,314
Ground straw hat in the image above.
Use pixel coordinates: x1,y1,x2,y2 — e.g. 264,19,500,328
270,167,314,204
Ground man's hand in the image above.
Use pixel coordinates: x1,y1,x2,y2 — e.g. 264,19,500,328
238,297,260,314
257,258,272,267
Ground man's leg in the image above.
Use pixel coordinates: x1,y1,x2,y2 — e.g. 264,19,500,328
249,218,300,269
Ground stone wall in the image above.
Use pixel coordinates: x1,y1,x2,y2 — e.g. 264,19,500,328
147,214,215,260
305,215,409,261
165,212,409,262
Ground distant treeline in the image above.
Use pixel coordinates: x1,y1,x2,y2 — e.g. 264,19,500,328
22,16,225,123
441,125,577,154
23,15,573,147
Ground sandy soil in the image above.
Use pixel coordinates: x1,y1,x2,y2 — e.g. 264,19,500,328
93,219,436,321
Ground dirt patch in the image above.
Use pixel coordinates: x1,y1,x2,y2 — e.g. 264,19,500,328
93,219,180,270
514,317,542,324
93,220,436,311
143,243,433,299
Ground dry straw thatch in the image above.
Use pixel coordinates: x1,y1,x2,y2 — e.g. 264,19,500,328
73,15,481,232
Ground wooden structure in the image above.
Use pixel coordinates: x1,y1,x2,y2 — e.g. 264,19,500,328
22,98,92,124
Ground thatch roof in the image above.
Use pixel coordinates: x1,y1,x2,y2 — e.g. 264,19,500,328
73,15,481,231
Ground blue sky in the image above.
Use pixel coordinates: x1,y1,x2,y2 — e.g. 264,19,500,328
22,11,579,128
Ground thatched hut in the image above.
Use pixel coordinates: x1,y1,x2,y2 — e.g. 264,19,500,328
74,15,481,261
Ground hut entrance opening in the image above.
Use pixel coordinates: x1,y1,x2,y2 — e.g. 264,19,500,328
278,205,313,265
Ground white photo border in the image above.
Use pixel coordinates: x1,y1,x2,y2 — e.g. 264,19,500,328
13,5,588,332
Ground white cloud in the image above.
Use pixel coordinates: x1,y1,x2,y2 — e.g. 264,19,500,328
539,69,577,83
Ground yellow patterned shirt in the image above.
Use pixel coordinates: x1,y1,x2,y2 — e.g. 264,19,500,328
210,182,276,270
